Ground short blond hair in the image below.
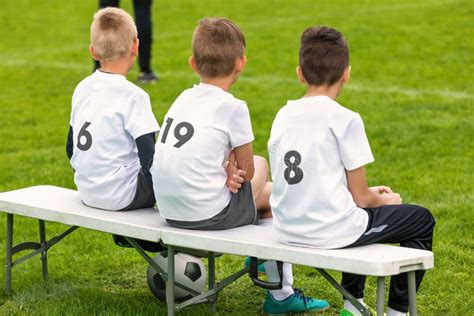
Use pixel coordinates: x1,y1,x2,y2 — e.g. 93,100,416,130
90,7,137,61
192,18,246,78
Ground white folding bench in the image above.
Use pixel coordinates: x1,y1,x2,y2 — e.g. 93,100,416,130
0,185,433,316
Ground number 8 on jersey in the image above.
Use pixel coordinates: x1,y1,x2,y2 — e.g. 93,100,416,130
284,150,304,185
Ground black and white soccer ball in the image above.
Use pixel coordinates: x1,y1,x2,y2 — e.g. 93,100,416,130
147,251,206,302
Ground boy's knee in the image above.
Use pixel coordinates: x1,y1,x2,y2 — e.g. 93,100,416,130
254,155,268,165
421,206,435,222
416,205,436,230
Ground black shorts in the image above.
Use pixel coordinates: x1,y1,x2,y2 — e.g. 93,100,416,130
166,182,257,230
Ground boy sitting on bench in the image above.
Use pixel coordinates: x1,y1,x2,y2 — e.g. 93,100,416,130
267,25,436,316
150,18,329,314
66,8,161,250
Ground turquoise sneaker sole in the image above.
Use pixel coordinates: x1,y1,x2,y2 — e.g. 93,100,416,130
263,289,330,315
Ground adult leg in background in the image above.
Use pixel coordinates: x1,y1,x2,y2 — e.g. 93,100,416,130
99,0,119,7
133,0,153,73
341,204,435,313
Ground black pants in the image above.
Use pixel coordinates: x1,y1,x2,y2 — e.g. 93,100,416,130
98,0,153,72
342,204,435,312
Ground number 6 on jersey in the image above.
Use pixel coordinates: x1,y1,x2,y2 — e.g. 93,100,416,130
77,121,92,151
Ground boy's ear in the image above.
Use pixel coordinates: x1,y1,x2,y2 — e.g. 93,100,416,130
131,38,139,56
89,45,99,61
188,55,199,74
235,55,247,73
296,66,307,84
342,66,351,83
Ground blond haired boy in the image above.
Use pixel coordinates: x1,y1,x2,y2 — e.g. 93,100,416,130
150,18,329,314
66,8,160,249
268,26,435,316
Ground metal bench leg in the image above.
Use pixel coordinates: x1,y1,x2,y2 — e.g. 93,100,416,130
376,277,385,315
208,252,217,314
167,246,176,316
5,213,13,296
39,220,48,280
316,268,371,316
408,271,417,316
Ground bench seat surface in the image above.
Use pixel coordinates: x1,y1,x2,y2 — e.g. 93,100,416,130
0,185,433,276
0,185,162,242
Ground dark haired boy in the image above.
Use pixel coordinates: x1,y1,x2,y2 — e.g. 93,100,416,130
267,26,435,316
150,18,329,314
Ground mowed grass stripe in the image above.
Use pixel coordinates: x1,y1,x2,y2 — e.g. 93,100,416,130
1,59,472,101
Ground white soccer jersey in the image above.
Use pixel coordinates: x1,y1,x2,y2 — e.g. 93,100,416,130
151,83,254,221
70,71,160,211
268,95,374,249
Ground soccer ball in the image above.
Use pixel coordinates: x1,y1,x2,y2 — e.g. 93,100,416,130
147,251,207,302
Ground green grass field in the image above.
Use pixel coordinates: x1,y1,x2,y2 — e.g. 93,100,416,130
0,0,473,315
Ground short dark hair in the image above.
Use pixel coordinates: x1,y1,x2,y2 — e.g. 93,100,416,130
192,18,246,78
299,26,349,86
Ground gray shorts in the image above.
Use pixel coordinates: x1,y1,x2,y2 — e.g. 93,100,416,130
166,182,257,230
113,169,160,252
120,169,156,211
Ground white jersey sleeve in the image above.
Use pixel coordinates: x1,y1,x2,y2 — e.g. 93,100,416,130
336,114,374,171
123,91,160,139
227,102,254,147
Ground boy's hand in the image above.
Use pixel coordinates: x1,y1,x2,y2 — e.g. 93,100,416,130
369,186,393,194
226,168,246,193
225,150,246,193
383,192,403,205
369,186,401,204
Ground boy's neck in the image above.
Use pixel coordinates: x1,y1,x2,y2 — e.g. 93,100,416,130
200,75,236,92
304,82,343,100
98,57,132,77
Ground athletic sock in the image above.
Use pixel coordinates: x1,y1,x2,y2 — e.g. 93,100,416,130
343,298,365,315
258,218,293,300
264,261,294,300
387,307,407,316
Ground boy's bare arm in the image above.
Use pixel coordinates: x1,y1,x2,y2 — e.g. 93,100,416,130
346,166,402,208
233,142,255,182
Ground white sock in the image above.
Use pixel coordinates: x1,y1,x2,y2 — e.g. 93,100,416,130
343,299,365,316
264,261,294,300
258,218,293,300
387,307,407,316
